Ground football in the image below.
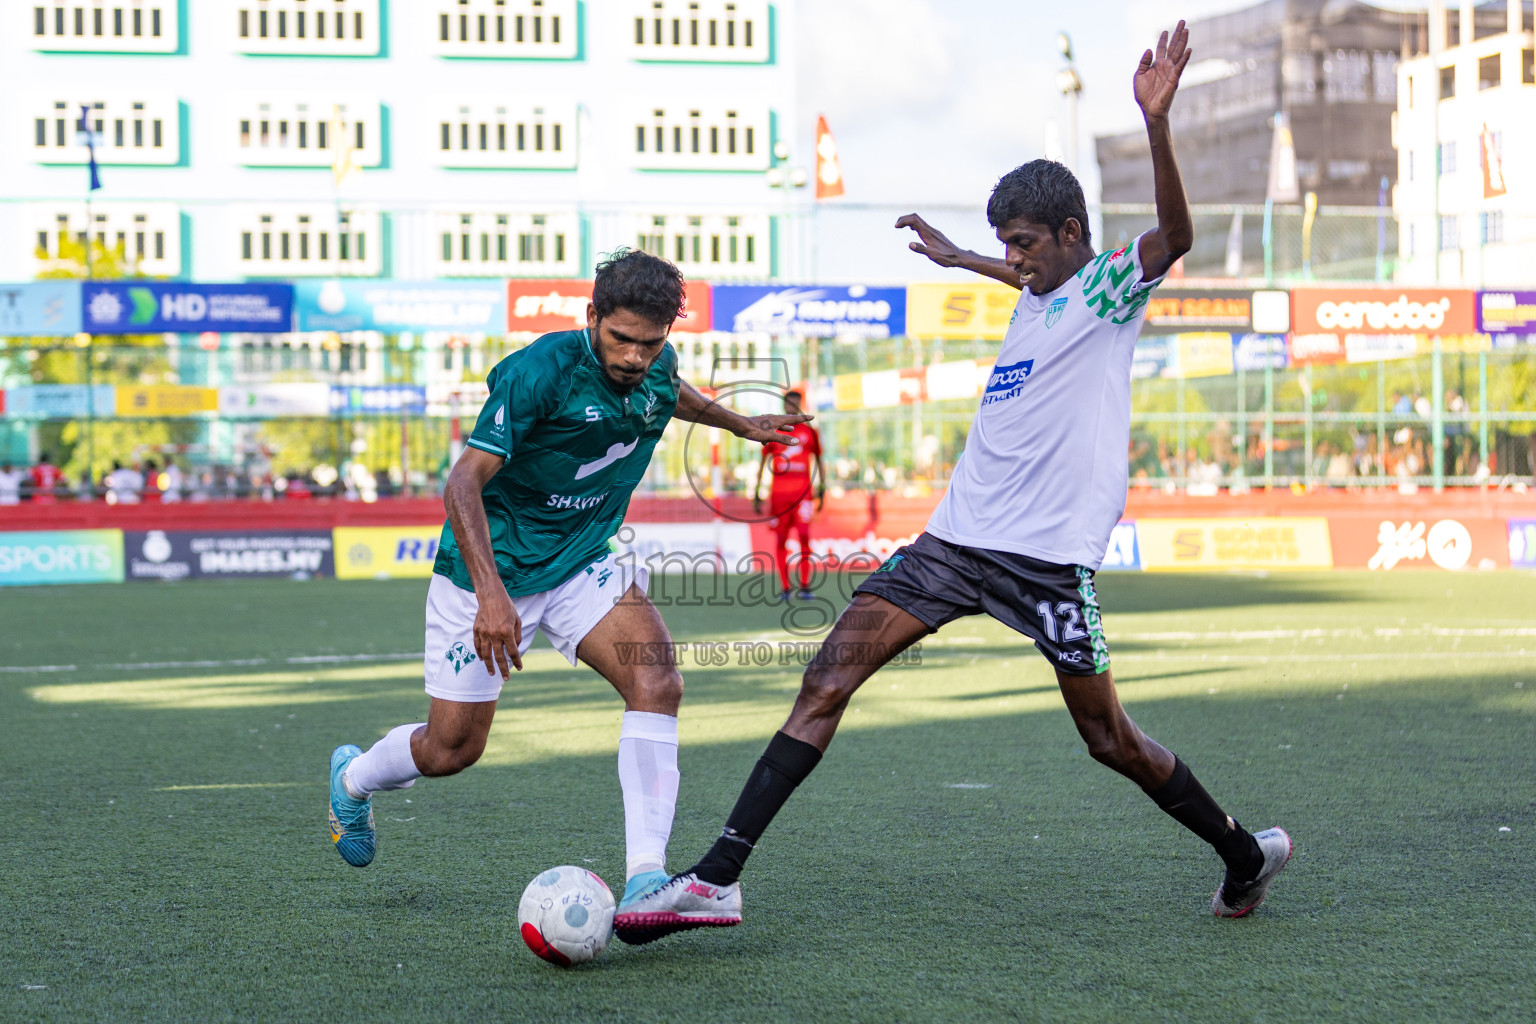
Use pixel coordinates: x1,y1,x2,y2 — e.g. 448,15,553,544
517,866,616,967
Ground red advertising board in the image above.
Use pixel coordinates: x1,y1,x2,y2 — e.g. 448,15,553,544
1329,516,1509,571
505,280,712,334
1291,287,1477,336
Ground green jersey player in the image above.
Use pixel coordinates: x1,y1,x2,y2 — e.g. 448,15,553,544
327,250,809,923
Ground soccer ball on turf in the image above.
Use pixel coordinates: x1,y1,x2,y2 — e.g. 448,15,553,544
517,866,615,967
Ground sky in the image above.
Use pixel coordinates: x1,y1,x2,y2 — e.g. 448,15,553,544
793,0,1427,282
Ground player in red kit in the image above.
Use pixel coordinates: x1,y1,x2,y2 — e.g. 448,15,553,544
29,453,63,504
754,389,824,601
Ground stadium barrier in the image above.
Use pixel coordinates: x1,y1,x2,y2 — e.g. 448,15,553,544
3,491,1534,586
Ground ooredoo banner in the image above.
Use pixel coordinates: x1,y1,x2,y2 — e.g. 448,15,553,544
1291,288,1476,336
1330,517,1509,571
1137,518,1333,571
125,530,335,581
0,530,124,586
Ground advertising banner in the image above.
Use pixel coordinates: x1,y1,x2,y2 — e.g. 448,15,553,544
1344,334,1418,363
297,280,506,334
1291,288,1476,336
0,281,82,336
125,530,335,581
116,386,219,417
1477,291,1536,334
83,283,293,334
1137,518,1333,571
713,285,905,339
506,279,592,334
925,358,988,401
0,530,124,586
906,282,1018,340
329,386,428,416
1330,517,1508,571
3,385,116,419
1142,289,1253,334
1233,333,1288,372
1509,519,1536,570
333,526,443,579
218,384,332,417
1131,337,1171,380
1168,333,1235,378
1288,333,1347,367
1100,522,1141,571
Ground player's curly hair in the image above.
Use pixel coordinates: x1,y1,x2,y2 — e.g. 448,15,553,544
986,160,1092,246
592,248,688,327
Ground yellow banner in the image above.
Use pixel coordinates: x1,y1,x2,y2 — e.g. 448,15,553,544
1137,518,1333,572
116,386,219,417
833,373,864,411
906,282,1020,340
1173,332,1235,378
333,526,444,580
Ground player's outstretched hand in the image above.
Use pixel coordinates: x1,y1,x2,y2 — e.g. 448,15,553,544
895,214,967,269
1134,19,1192,122
739,413,812,446
475,585,523,679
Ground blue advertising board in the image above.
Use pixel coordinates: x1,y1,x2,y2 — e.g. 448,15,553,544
0,282,83,336
83,283,293,334
712,285,906,339
4,385,117,419
330,385,428,415
1233,333,1288,371
0,530,124,586
1509,519,1536,570
1130,337,1170,380
1101,522,1142,570
296,281,506,333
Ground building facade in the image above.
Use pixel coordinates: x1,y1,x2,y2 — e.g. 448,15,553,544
1,0,802,283
1393,0,1535,287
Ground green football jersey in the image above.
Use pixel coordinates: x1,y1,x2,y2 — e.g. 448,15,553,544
432,329,680,597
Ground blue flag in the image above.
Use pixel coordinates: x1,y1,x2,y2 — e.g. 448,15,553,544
77,105,101,191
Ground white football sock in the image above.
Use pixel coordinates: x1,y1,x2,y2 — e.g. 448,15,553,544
617,711,680,879
343,723,425,799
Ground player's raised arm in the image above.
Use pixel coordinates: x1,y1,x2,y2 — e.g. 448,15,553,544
896,214,1024,289
1134,20,1195,282
675,378,812,446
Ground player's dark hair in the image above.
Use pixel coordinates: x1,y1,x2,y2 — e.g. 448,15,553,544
592,247,687,327
785,388,803,399
986,160,1092,246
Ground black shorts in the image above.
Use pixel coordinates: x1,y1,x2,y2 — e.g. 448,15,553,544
853,532,1110,676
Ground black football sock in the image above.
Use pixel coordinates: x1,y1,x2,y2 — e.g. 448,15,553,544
690,731,823,886
1147,757,1264,881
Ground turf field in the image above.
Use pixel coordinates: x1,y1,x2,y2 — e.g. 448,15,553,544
0,570,1532,1022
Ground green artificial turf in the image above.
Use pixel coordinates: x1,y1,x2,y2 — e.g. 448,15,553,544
0,571,1532,1022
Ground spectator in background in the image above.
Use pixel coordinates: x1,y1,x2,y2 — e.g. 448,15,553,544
106,460,144,505
374,468,395,500
0,463,23,506
141,459,161,503
161,458,183,503
29,453,62,504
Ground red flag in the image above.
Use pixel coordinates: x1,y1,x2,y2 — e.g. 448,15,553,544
815,116,844,200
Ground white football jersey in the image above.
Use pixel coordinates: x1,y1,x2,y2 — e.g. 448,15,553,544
926,233,1165,570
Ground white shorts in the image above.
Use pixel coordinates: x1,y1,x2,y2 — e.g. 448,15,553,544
423,553,649,703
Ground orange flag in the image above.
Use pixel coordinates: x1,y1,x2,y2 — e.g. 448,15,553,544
815,116,844,200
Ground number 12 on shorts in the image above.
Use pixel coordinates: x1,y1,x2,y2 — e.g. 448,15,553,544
1036,601,1089,643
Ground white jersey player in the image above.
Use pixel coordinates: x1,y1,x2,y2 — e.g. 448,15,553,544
620,20,1292,946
